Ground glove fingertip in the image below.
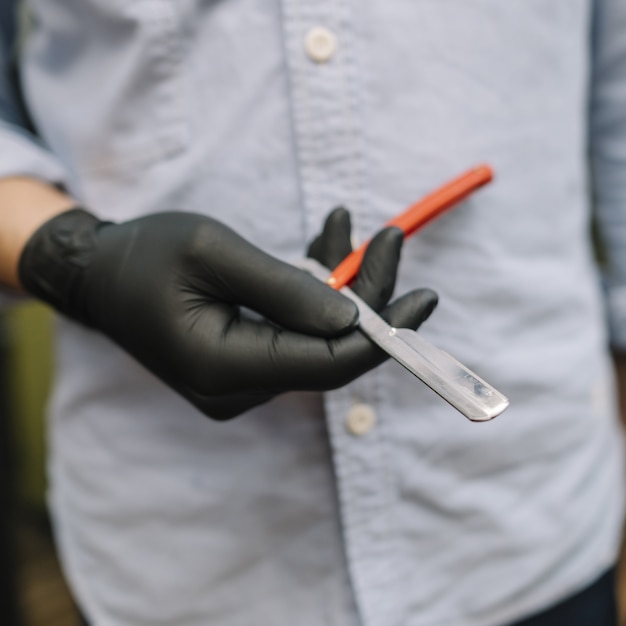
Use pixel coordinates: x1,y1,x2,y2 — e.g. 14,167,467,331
382,288,439,330
351,226,405,310
416,289,439,325
321,292,360,335
325,206,351,228
307,234,324,258
376,225,404,247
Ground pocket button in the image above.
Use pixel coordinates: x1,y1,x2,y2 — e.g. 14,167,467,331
305,26,338,63
346,403,377,436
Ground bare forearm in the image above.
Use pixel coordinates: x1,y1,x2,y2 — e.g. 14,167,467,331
0,177,76,290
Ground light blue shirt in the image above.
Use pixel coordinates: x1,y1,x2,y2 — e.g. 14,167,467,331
2,2,626,625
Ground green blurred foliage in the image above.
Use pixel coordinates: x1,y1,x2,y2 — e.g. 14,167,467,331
4,302,53,511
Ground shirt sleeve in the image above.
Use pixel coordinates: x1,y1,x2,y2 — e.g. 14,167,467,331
0,3,68,186
0,7,68,306
590,0,626,351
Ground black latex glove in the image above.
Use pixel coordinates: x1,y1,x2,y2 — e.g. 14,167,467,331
18,208,437,419
308,205,438,325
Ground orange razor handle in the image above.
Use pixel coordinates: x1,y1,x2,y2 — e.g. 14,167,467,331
327,164,494,289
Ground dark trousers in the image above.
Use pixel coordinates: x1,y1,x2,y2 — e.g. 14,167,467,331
507,567,617,626
80,567,618,626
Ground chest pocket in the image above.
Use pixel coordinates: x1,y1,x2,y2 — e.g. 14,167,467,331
25,0,188,175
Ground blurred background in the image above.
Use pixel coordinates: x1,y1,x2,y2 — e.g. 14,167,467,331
2,301,626,626
0,303,79,626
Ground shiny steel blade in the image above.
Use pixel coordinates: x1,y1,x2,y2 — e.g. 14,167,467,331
300,258,509,422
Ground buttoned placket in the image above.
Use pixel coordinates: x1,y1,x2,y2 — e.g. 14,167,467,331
279,2,403,625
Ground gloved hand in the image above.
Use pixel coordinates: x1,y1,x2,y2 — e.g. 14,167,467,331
308,205,438,331
18,207,437,419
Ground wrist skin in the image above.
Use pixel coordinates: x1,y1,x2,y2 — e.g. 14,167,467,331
0,176,77,290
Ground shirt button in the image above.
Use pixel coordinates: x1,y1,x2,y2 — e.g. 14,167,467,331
305,26,337,63
346,404,377,436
